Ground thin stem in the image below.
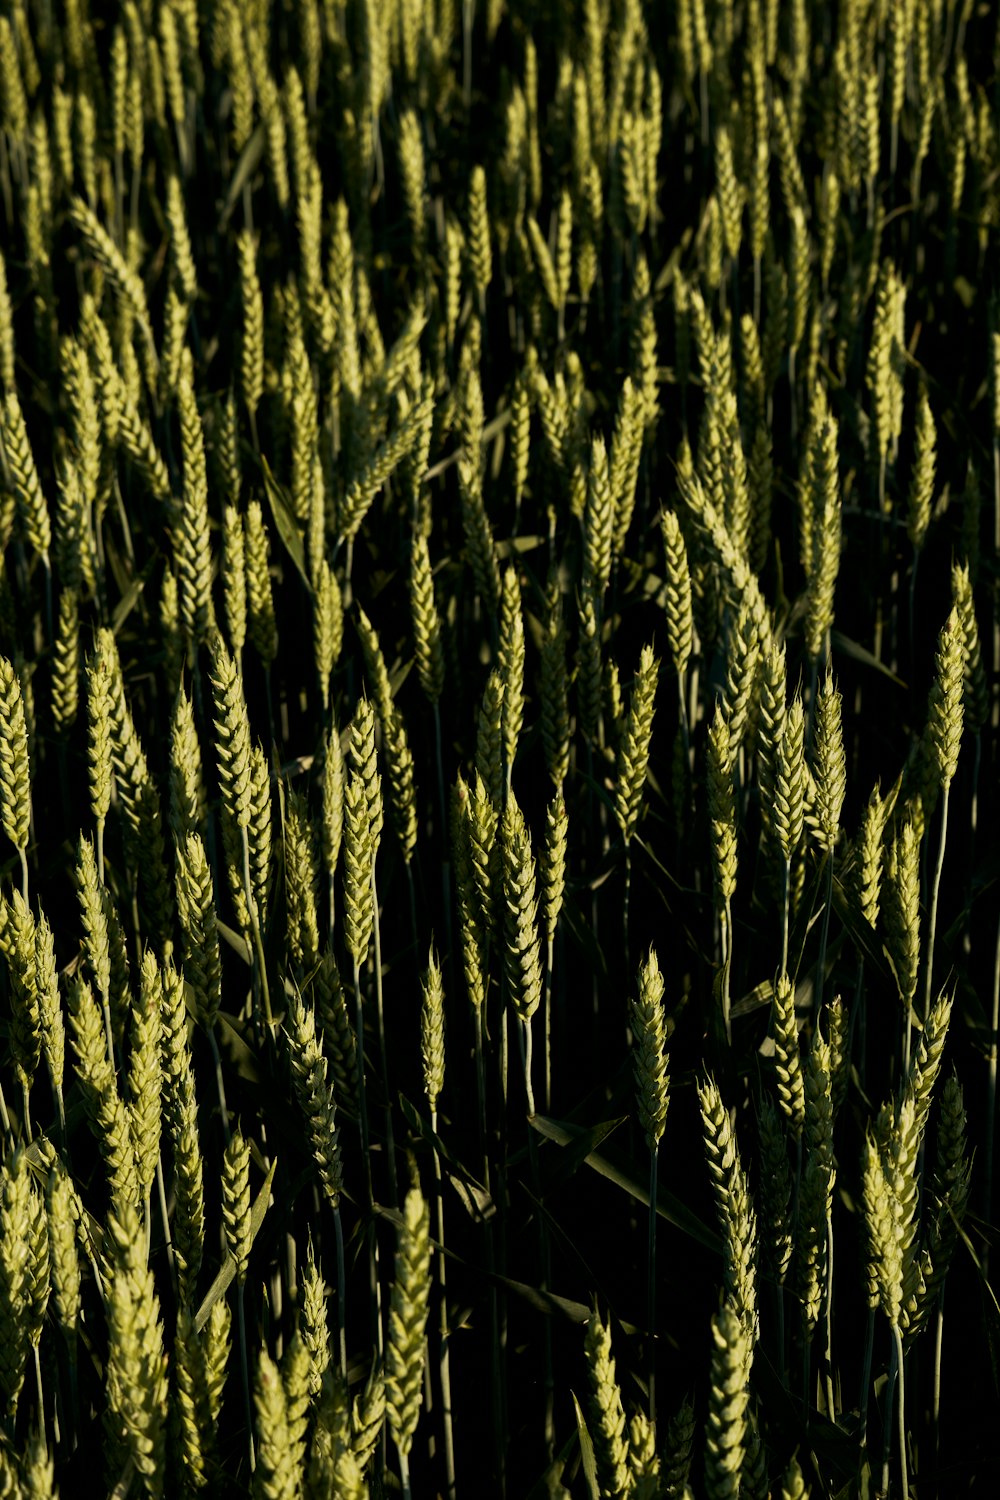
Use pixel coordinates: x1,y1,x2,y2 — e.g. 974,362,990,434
933,1284,945,1471
237,1280,255,1473
430,1106,456,1498
352,960,373,1205
623,843,632,979
18,845,28,906
893,1323,909,1500
985,905,1000,1268
334,1205,347,1379
721,899,733,1045
648,1147,659,1430
521,1015,535,1119
815,853,834,1014
398,1448,412,1500
923,781,951,1021
208,1028,232,1144
881,1327,898,1500
781,858,791,976
859,1305,875,1453
823,1211,835,1421
371,874,398,1205
155,1156,175,1280
544,937,554,1114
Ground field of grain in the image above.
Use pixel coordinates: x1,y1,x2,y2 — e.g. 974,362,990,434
0,0,998,1496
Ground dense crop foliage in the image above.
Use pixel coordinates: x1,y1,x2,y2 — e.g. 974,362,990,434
0,0,999,1495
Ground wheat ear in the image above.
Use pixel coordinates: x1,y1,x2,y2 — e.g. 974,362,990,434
386,1180,431,1498
0,656,31,901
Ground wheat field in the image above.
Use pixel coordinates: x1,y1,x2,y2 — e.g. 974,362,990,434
0,0,997,1496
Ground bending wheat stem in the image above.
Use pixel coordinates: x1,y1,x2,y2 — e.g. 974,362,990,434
924,781,951,1022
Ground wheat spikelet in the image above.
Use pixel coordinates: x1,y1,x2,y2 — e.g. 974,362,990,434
950,561,988,735
208,634,253,831
771,973,805,1135
702,1301,749,1500
286,989,343,1210
245,500,279,667
4,893,41,1100
171,1081,205,1311
884,818,920,1013
386,1182,431,1462
105,1196,169,1495
537,577,570,788
808,672,846,854
0,1150,33,1418
707,704,737,908
342,772,373,968
660,509,694,678
501,792,544,1025
0,393,49,563
698,1075,758,1353
420,945,446,1114
540,791,568,945
175,832,223,1029
409,530,445,705
662,1394,696,1497
0,657,30,866
907,385,936,551
69,977,140,1211
774,697,806,868
221,503,248,663
252,1347,300,1500
129,950,163,1204
631,948,669,1151
236,230,264,421
222,1130,252,1285
614,644,659,845
284,786,322,974
757,1092,794,1286
720,605,758,758
169,687,207,845
46,1157,81,1346
582,1305,629,1497
926,607,965,790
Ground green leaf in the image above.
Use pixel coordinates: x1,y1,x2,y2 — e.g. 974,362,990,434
530,1114,721,1254
831,629,907,688
218,122,266,230
399,1093,496,1220
254,451,311,590
571,1391,600,1500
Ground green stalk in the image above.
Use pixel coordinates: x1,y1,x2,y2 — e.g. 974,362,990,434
859,1305,875,1454
721,897,733,1045
430,1105,456,1498
352,959,373,1205
824,1211,835,1421
923,781,951,1023
647,1146,659,1430
371,870,398,1205
208,1028,232,1144
237,1280,254,1473
985,907,1000,1271
544,937,554,1114
334,1204,347,1379
893,1323,909,1500
781,857,791,976
815,853,834,1014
